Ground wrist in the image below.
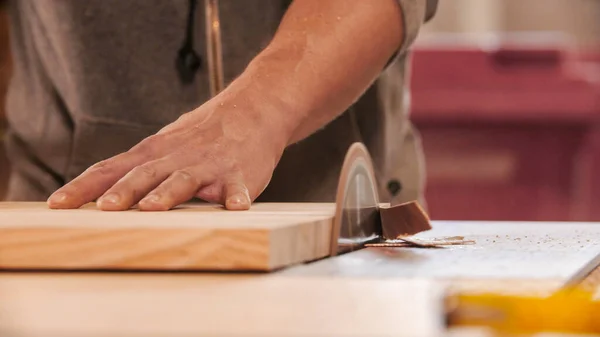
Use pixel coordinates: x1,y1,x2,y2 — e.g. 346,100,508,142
232,56,308,147
217,70,298,155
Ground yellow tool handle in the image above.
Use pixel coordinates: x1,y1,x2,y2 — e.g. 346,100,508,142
446,289,600,335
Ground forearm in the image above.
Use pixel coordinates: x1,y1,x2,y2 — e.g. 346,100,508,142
241,0,405,145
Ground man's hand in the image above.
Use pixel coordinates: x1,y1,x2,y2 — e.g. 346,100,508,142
47,0,406,211
47,82,291,211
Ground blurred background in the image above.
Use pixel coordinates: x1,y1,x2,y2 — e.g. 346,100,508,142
411,0,600,222
0,0,599,221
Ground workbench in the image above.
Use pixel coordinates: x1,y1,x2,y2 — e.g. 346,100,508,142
1,203,598,337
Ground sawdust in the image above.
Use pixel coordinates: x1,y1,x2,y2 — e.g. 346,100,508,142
400,236,477,247
365,236,476,248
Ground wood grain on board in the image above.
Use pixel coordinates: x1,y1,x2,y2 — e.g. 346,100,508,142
0,274,444,337
0,202,336,271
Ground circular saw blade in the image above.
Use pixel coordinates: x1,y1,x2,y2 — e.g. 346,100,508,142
330,142,381,256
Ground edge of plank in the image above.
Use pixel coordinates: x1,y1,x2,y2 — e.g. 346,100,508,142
268,215,334,270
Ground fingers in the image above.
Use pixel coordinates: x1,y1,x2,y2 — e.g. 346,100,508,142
223,172,251,210
138,167,216,211
47,151,145,209
48,148,252,212
95,158,179,211
136,167,250,211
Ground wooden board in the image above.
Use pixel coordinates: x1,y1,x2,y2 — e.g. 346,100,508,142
282,221,600,284
0,202,336,271
0,273,445,337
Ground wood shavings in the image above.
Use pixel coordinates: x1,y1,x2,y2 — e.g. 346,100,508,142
364,241,413,248
365,236,476,248
400,236,476,247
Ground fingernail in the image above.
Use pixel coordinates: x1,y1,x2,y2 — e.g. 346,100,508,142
99,193,120,205
141,194,161,203
227,193,250,209
48,192,68,204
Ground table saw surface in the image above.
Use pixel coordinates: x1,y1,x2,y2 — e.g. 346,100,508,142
0,202,599,337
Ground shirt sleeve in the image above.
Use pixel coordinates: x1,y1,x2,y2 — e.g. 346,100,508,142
395,0,438,56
